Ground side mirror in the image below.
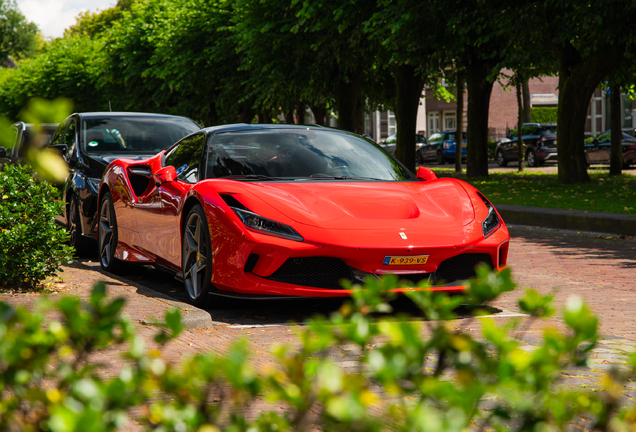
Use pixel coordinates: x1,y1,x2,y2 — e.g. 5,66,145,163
0,146,6,158
153,165,177,186
416,166,437,181
50,144,67,156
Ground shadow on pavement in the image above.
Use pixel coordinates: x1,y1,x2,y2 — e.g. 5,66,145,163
70,259,501,326
508,225,636,269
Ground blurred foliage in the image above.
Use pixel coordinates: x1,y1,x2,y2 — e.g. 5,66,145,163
531,107,559,124
2,267,636,431
0,163,72,288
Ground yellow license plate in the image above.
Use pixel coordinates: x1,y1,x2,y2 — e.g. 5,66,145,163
383,256,429,265
554,140,557,144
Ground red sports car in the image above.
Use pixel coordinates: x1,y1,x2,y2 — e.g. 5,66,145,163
97,124,509,307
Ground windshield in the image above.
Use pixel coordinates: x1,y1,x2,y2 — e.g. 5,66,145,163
82,117,199,154
205,129,414,181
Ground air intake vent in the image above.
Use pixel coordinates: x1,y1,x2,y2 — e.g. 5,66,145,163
266,257,354,289
436,253,493,283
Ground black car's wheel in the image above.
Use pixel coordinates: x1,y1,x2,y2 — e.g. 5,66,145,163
436,150,445,165
416,150,424,164
69,195,96,257
182,205,217,308
526,150,537,168
496,150,508,167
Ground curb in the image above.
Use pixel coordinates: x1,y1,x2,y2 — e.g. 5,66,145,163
495,204,636,237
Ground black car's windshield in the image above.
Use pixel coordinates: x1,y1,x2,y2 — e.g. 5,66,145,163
206,129,414,181
82,117,199,154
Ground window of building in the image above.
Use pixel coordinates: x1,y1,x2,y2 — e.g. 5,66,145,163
443,112,456,131
428,112,440,135
388,111,396,136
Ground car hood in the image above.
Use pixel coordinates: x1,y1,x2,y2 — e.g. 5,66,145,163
229,179,475,232
82,153,155,178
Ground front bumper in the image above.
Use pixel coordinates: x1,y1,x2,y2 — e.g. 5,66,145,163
210,215,510,298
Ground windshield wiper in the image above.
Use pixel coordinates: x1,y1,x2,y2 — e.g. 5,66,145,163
218,174,282,181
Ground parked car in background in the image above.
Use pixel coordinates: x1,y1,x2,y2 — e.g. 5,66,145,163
0,122,58,169
50,112,200,256
495,123,557,167
584,129,636,168
417,131,467,164
379,133,427,156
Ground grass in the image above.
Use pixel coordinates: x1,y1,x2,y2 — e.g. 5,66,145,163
432,169,636,214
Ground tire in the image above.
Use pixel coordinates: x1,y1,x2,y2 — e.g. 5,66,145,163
436,150,445,165
182,205,218,308
526,150,537,168
416,151,424,164
98,192,130,274
69,195,96,257
496,150,508,167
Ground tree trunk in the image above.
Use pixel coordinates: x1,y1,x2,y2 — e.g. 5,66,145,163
556,41,624,184
465,58,499,177
522,80,531,123
284,108,294,124
455,70,464,173
239,106,256,123
610,83,623,176
296,102,306,125
516,80,524,172
310,104,327,125
205,102,219,127
335,71,363,133
394,64,425,173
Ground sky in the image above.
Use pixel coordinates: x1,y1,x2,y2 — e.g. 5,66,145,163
17,0,116,39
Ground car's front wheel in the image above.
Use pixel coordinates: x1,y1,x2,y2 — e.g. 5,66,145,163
526,150,537,167
436,150,445,165
98,192,128,274
182,205,216,308
496,150,507,167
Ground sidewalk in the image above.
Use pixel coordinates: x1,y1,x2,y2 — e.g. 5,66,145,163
495,203,636,237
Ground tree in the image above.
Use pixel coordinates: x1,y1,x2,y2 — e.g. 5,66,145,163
0,0,38,61
518,0,635,184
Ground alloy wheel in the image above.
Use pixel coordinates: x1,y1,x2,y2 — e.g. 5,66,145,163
99,198,115,268
527,151,536,167
183,212,208,301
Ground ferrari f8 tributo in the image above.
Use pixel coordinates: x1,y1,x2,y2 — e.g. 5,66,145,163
97,124,509,307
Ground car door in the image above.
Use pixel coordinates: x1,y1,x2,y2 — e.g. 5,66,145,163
425,133,441,160
505,129,518,160
151,132,207,268
587,132,610,163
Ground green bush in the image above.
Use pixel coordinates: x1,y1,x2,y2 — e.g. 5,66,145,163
531,106,558,123
2,269,635,431
0,163,73,288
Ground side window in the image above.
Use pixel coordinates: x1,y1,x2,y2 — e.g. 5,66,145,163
164,133,206,183
63,118,77,157
50,119,70,146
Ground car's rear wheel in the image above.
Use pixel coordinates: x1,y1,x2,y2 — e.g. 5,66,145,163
69,196,96,257
98,192,128,274
182,205,217,308
526,150,537,167
496,150,507,167
436,150,445,165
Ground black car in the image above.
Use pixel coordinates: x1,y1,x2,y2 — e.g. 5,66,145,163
379,133,427,156
495,123,557,167
50,112,200,256
584,129,636,169
0,122,59,169
416,131,467,164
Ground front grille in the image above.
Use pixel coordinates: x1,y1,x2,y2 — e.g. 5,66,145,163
266,257,354,289
436,253,493,283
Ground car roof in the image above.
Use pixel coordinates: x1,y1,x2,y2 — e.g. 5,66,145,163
76,112,194,120
200,123,352,135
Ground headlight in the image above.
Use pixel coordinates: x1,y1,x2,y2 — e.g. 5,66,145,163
87,177,101,194
231,207,303,242
479,194,500,237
